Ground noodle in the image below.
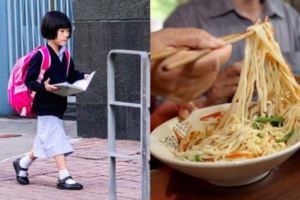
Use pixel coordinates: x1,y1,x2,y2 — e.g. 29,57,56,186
175,22,300,162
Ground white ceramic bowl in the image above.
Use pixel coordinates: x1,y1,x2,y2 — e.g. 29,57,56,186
150,104,300,186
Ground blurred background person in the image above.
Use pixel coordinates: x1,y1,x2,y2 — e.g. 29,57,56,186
164,0,300,106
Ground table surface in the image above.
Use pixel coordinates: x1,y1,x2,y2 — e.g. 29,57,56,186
151,151,300,200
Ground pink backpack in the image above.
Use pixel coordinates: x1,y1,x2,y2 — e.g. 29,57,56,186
7,45,70,117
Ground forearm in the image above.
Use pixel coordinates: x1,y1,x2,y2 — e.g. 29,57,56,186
67,60,85,83
68,70,85,83
25,80,45,92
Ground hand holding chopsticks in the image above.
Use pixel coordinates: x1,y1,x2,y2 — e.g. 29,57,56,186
151,28,232,102
152,30,254,71
152,18,271,72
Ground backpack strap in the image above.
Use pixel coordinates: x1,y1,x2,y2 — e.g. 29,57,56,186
64,48,71,77
36,46,71,83
37,46,51,83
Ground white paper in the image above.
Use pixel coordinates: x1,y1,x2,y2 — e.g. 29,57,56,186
51,71,96,97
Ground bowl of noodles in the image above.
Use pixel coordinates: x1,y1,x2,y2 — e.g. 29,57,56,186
151,22,300,186
150,103,300,186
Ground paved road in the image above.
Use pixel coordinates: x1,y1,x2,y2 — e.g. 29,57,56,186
0,118,77,161
0,118,142,200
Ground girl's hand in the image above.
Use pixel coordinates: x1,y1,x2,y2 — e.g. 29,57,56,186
44,78,59,92
84,74,90,80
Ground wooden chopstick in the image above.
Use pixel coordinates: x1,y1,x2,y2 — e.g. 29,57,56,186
162,49,212,71
163,30,254,71
223,31,253,44
151,32,242,62
151,47,188,61
151,30,254,71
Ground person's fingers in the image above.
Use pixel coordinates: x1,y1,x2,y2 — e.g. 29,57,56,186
191,44,232,76
150,30,174,52
183,29,226,49
216,76,240,87
178,109,190,120
173,78,215,102
167,28,226,49
224,85,238,98
254,19,261,25
193,97,208,108
180,102,197,112
151,28,233,103
214,85,238,99
178,102,198,119
48,85,57,89
227,76,240,86
207,85,238,105
84,74,90,80
158,50,219,80
264,16,269,22
153,100,179,118
227,62,242,75
211,44,232,66
219,62,241,79
158,50,196,78
150,101,180,130
44,78,50,85
49,85,59,91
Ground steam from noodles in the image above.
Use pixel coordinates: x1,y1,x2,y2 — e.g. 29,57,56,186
175,22,300,162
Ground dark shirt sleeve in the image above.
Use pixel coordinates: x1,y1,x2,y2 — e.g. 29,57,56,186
25,52,46,92
67,58,85,84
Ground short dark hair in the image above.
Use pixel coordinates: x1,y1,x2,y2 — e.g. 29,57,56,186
41,11,72,40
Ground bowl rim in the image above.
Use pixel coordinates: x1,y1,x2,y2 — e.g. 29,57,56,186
150,103,300,168
151,141,300,168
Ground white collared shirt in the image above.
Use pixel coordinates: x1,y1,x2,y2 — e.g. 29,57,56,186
58,46,66,62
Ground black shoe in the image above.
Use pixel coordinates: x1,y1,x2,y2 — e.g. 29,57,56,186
57,176,83,190
13,158,29,185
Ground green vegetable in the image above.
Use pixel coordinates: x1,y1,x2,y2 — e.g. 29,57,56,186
255,116,284,127
252,122,259,129
194,154,202,162
276,130,295,143
257,133,263,138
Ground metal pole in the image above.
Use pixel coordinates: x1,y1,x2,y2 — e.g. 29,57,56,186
108,52,117,200
107,50,150,200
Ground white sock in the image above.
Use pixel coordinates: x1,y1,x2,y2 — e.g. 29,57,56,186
20,155,34,168
18,155,34,177
59,169,76,184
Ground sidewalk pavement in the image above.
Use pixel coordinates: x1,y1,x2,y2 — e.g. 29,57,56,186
0,118,77,160
0,118,142,200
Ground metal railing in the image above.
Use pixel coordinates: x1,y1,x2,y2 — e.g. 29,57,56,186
107,50,150,200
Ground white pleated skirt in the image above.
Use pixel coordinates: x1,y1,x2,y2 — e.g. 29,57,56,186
33,116,73,158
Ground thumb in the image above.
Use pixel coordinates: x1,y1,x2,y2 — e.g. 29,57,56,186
178,102,197,119
45,78,50,84
178,109,190,120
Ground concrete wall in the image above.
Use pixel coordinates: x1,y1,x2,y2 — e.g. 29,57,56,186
73,0,149,139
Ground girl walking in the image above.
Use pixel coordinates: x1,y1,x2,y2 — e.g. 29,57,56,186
13,11,88,190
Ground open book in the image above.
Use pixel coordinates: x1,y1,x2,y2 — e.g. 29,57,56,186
51,71,96,97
